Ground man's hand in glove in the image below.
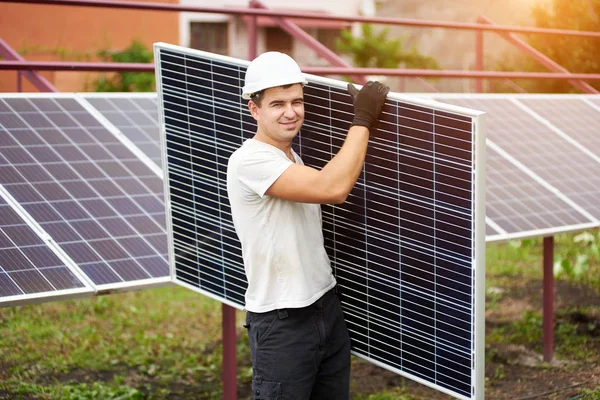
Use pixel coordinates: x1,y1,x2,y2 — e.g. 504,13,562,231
347,81,390,133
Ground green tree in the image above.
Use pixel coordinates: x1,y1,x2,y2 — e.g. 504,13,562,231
335,24,439,70
92,40,155,92
494,0,600,93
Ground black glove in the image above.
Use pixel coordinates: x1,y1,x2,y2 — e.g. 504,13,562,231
348,81,390,132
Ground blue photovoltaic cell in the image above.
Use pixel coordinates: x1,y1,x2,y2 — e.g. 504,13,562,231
0,97,169,288
156,46,483,399
0,195,88,299
84,96,163,168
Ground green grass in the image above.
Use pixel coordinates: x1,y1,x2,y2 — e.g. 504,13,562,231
0,230,599,399
580,386,600,399
0,286,246,399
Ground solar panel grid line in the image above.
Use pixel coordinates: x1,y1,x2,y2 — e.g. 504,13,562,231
82,96,162,169
517,98,600,159
510,98,600,165
490,188,584,229
324,220,473,268
166,135,476,211
48,97,169,261
162,95,476,190
167,143,476,224
431,96,600,226
74,92,600,248
483,148,591,240
583,97,600,113
487,139,598,223
172,236,244,273
334,267,471,318
33,101,166,253
174,151,478,231
341,330,471,382
0,184,95,307
332,256,470,311
0,104,150,285
76,97,164,179
172,243,246,291
485,217,505,235
155,46,192,289
331,257,472,312
486,178,565,232
326,201,472,246
158,64,474,154
0,95,170,291
338,277,472,331
327,239,474,288
155,44,485,398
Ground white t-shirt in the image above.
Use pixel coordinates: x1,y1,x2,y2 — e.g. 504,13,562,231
226,139,336,312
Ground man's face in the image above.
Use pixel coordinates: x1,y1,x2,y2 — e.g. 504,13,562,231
248,84,305,144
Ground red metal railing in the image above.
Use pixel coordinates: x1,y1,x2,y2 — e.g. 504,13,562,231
5,0,600,38
3,0,600,94
4,60,600,81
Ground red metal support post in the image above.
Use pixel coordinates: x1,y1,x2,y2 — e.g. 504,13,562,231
222,303,238,400
0,38,58,92
248,0,258,60
543,236,554,362
475,28,484,93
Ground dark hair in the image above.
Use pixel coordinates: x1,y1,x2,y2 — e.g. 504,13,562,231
250,83,299,107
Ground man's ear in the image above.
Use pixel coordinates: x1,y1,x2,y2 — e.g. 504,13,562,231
248,100,260,121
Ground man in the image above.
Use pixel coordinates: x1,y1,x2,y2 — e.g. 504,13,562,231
227,51,389,400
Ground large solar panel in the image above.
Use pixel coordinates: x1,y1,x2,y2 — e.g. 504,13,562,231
429,95,600,242
155,43,485,400
0,95,170,294
0,185,94,306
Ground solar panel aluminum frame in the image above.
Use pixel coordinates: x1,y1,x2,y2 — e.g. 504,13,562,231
0,184,95,307
154,43,486,400
0,93,172,304
420,93,600,244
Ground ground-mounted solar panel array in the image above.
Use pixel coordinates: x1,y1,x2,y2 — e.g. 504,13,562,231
154,43,486,400
0,93,170,308
1,48,599,400
427,94,600,242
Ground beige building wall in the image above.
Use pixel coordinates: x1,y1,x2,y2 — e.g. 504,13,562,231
179,0,367,65
374,0,552,92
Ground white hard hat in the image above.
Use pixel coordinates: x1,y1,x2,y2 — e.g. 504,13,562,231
242,52,308,100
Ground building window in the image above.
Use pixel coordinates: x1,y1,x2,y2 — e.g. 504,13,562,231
265,27,293,56
317,29,342,51
190,22,228,55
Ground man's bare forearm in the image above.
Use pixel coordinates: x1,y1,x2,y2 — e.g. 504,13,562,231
318,125,370,203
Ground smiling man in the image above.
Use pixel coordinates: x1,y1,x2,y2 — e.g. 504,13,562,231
227,51,389,400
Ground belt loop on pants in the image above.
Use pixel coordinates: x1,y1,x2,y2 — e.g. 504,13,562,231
277,309,288,319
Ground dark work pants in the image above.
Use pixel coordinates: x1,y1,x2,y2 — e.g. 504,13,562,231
244,286,351,400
